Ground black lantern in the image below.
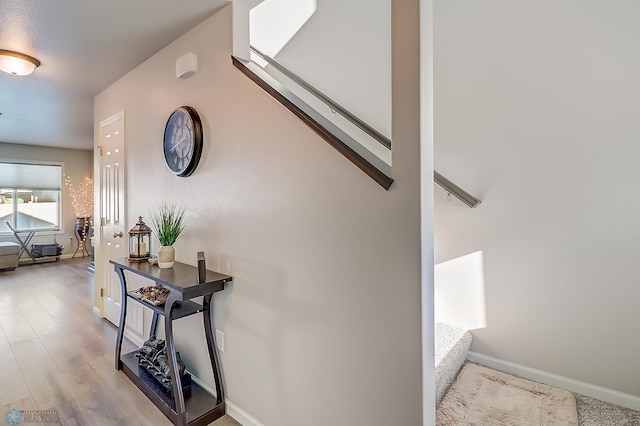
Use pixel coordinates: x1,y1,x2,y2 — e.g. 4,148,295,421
129,216,151,262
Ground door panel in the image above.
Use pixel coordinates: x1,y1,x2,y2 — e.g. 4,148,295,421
98,112,143,334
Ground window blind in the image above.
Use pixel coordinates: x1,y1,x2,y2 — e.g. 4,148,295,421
0,162,62,190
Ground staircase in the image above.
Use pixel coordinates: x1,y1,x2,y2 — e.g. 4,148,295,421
230,0,394,190
435,322,472,403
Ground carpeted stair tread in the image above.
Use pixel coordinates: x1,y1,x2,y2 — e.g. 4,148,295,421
437,363,579,425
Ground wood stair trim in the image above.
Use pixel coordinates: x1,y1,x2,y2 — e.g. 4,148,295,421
232,56,394,190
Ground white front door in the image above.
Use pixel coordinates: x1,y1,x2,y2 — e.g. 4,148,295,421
97,113,145,337
99,112,127,326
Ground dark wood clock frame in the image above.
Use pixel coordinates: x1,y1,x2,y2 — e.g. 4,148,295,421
163,106,203,177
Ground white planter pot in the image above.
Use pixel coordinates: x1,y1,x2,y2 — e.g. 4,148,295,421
158,245,175,269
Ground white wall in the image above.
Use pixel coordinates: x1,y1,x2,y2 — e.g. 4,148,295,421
0,142,93,256
94,3,424,425
252,0,392,139
434,251,486,331
434,0,640,397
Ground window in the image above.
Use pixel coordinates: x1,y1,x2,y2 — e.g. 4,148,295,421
0,162,62,233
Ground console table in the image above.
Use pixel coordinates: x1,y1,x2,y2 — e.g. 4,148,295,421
110,258,232,426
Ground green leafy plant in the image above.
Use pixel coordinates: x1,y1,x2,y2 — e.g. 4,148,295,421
149,202,187,246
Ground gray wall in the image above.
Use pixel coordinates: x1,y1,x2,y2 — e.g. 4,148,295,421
0,142,93,256
94,4,423,425
434,0,640,397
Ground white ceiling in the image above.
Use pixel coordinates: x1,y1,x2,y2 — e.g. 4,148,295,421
0,0,230,150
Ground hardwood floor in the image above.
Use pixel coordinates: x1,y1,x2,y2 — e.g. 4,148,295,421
0,258,239,426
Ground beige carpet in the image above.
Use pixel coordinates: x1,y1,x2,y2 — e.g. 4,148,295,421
437,363,578,425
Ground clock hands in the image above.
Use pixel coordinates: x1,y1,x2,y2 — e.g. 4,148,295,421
169,135,188,153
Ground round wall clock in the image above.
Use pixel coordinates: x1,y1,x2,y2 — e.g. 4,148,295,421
163,106,203,177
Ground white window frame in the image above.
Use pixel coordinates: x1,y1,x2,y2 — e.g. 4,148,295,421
0,161,64,235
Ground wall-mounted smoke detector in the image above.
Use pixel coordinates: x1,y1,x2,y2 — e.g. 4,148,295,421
176,52,198,79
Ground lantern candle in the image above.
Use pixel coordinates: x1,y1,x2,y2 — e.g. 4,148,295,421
137,242,147,255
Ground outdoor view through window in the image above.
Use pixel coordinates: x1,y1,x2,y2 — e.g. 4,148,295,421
0,162,62,233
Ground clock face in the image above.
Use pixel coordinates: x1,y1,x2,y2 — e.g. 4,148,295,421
163,106,203,177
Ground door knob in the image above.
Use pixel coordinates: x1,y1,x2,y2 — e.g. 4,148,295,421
113,231,124,238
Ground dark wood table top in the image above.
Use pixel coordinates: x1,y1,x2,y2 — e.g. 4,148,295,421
110,258,232,300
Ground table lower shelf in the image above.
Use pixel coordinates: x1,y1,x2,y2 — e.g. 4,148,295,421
120,351,224,426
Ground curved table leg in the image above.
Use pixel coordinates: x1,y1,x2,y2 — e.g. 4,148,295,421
149,311,159,340
164,294,187,426
114,265,128,370
203,294,225,405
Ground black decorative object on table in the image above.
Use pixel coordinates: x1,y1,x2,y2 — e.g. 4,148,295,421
136,338,191,397
132,285,171,306
110,258,232,426
197,252,206,284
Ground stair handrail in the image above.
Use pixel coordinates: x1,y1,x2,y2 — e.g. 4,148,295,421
250,46,391,150
434,171,481,208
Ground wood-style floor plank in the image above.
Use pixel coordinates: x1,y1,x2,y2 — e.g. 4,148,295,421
0,396,38,420
0,258,239,426
0,311,38,343
24,311,64,336
0,359,31,406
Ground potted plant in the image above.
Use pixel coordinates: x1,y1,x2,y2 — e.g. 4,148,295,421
149,202,186,269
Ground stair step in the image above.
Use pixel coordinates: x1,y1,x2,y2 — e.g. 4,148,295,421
435,322,472,403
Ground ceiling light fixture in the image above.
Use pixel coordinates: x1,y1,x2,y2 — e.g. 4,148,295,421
0,49,41,76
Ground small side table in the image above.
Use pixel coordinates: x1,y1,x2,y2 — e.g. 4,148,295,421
110,258,232,426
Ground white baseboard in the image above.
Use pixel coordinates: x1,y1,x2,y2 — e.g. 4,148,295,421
189,375,264,426
189,373,217,397
467,351,640,411
226,400,265,426
124,330,145,347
